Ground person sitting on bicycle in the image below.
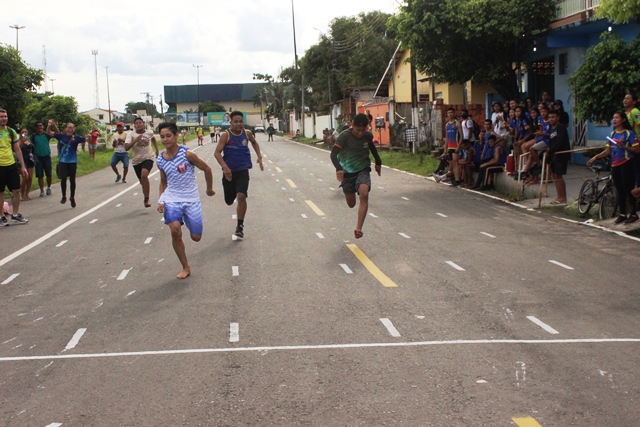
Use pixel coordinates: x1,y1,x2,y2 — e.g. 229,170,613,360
587,111,639,224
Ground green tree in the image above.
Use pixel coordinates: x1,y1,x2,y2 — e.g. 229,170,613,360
252,73,289,121
125,100,159,118
597,0,640,23
23,95,81,130
388,0,556,100
0,43,45,126
569,33,640,122
199,101,225,114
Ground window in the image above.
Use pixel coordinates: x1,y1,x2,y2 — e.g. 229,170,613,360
419,94,430,102
559,53,568,75
98,114,104,120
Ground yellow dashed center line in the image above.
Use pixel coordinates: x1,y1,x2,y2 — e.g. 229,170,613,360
305,200,325,216
347,244,398,288
275,166,282,172
287,179,297,188
512,417,543,427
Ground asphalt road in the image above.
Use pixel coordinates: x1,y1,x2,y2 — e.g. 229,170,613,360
1,133,639,426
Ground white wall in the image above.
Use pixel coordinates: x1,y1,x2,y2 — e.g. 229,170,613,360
315,114,331,136
304,115,314,138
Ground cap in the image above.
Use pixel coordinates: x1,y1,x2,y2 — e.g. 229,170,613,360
117,121,124,127
553,100,563,106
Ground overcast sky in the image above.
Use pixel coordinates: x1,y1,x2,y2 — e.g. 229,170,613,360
3,0,398,115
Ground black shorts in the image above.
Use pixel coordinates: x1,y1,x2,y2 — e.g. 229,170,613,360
340,169,371,195
222,169,250,205
0,163,20,192
35,155,52,178
133,159,154,180
550,161,568,176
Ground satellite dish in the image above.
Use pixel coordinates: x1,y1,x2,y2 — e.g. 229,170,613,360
351,89,361,100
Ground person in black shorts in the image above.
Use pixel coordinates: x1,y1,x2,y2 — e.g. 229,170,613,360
330,113,382,239
0,109,29,225
125,117,159,207
214,111,264,238
547,110,571,204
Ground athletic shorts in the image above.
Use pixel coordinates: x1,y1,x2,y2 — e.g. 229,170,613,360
133,159,154,180
163,201,203,235
198,136,204,141
110,152,129,168
532,141,549,153
88,143,98,152
550,161,568,176
0,163,20,192
340,169,371,195
222,169,250,205
35,155,52,179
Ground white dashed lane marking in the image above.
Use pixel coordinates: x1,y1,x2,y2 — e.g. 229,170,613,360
339,264,353,274
380,318,401,337
316,233,325,239
301,214,308,219
436,213,447,218
480,232,496,238
527,316,560,334
369,213,378,218
401,197,409,201
56,240,68,247
232,266,239,277
549,260,574,270
90,219,98,224
144,237,153,244
398,233,411,239
229,323,239,343
1,273,20,285
445,261,465,271
117,269,132,281
63,328,87,351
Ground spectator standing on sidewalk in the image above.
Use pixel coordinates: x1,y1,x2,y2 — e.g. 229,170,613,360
623,93,640,187
110,122,129,183
588,111,639,224
19,128,35,201
30,121,53,197
87,126,100,160
0,109,29,225
46,120,85,208
547,110,571,204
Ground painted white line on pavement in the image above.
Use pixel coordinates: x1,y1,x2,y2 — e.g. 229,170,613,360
63,328,87,351
275,179,280,182
318,178,323,181
229,323,239,343
330,187,336,191
117,269,132,281
281,187,287,191
2,273,20,285
445,261,465,271
56,240,68,247
436,213,448,218
232,214,237,219
126,291,136,297
289,198,295,202
380,318,401,337
0,171,156,268
158,259,164,263
301,214,308,219
116,203,122,208
133,193,138,196
45,423,62,427
232,266,239,277
144,237,153,244
90,219,98,224
3,337,640,362
527,316,560,334
480,232,496,238
401,197,409,201
339,264,353,274
554,216,640,242
316,233,325,239
549,260,574,270
398,233,411,239
369,213,378,218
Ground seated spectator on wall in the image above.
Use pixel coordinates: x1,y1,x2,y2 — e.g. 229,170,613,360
470,134,505,191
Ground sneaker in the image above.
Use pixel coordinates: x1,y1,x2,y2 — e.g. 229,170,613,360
115,175,121,183
144,198,151,208
70,198,76,208
234,225,244,239
46,187,51,196
39,191,45,197
614,215,627,225
60,196,67,204
450,181,461,187
433,174,443,183
624,214,639,225
0,216,8,226
10,213,28,224
122,179,127,184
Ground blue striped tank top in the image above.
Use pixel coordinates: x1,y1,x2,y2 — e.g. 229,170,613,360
157,145,199,203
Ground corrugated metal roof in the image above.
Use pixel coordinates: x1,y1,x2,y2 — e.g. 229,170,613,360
164,83,263,103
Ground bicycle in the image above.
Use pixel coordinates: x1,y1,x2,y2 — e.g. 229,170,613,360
577,161,618,219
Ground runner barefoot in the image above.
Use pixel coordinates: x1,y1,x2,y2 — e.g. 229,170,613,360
156,122,215,279
330,113,382,239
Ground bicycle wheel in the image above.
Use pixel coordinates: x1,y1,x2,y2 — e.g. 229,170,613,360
599,185,618,220
578,179,595,214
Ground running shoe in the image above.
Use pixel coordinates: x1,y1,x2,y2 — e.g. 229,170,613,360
115,175,121,183
122,179,127,184
144,198,151,208
46,187,51,196
0,216,8,226
624,214,639,225
614,215,627,224
234,225,244,239
10,213,28,224
70,198,76,208
39,191,45,197
60,196,67,204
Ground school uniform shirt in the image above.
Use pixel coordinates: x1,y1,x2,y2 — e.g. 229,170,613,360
608,129,638,167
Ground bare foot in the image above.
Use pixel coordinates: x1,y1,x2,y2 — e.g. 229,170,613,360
176,269,191,279
354,229,363,239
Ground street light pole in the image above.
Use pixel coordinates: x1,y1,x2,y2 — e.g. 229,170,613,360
9,25,25,50
193,64,203,125
105,66,112,127
50,78,56,94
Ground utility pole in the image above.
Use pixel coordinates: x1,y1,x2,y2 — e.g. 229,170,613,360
193,64,202,125
140,92,151,127
291,0,303,136
42,45,48,92
50,78,56,95
105,66,112,127
159,94,164,116
92,50,100,108
9,25,25,50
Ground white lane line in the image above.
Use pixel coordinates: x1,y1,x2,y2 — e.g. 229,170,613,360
445,261,465,271
339,264,353,274
378,186,384,190
56,240,68,247
369,213,378,218
289,198,295,202
115,203,122,208
401,197,409,200
232,266,239,276
63,328,87,351
317,178,323,181
480,232,496,238
380,318,401,337
229,323,239,343
398,233,411,239
316,233,325,239
2,273,20,285
90,219,98,224
281,187,287,191
45,423,62,427
125,291,136,297
549,260,574,270
527,316,560,334
0,170,155,268
5,337,640,362
301,214,308,219
436,213,448,218
232,214,237,219
117,269,132,281
329,187,336,191
133,192,138,196
144,237,153,244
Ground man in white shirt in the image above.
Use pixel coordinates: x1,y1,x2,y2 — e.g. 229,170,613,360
125,117,159,207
